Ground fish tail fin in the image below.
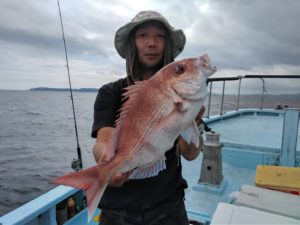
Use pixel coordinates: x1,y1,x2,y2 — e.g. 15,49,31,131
52,165,108,223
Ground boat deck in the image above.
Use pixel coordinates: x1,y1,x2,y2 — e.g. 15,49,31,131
183,109,300,222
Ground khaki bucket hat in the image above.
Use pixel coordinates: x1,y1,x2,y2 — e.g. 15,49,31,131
114,10,186,59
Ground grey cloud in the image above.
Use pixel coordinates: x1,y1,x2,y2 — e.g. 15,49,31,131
177,0,300,70
0,0,117,56
0,0,299,90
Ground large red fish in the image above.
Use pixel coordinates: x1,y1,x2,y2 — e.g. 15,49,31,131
52,54,216,222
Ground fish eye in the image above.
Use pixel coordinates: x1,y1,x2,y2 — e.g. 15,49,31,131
176,64,186,75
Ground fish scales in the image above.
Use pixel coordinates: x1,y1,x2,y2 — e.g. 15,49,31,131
117,83,175,162
52,54,217,222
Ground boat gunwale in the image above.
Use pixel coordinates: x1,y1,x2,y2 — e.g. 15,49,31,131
0,186,77,225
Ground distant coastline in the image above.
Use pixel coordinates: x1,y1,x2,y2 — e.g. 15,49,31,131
28,87,300,97
29,87,98,92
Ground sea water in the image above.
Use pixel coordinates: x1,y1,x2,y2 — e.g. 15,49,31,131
0,89,299,215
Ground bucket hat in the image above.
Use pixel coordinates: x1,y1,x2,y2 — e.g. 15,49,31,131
114,10,186,59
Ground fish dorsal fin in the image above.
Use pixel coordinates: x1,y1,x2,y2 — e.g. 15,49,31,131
180,121,200,148
115,81,146,128
129,157,166,179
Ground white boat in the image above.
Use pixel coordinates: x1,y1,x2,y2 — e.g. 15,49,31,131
0,75,299,225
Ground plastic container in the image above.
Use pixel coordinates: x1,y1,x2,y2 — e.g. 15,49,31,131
255,165,300,195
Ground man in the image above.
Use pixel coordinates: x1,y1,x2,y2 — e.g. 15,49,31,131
91,10,204,225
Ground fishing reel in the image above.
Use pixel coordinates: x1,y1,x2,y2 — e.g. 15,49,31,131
71,158,82,172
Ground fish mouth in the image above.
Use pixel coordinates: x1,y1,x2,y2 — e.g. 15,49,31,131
172,85,207,101
185,88,207,101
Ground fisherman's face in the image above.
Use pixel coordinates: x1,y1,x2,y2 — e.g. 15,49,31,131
134,22,165,70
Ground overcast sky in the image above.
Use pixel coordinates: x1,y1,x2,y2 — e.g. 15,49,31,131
0,0,300,93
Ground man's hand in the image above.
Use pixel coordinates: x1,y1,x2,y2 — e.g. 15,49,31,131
108,172,132,187
195,105,206,125
93,127,130,187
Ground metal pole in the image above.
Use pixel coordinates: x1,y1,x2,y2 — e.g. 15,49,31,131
220,81,225,115
259,78,266,110
207,81,212,118
280,109,299,166
236,76,242,111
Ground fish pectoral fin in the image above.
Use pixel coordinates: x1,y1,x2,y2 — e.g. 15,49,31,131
180,121,200,148
129,158,166,180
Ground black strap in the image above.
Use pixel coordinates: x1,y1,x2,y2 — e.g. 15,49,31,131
199,119,211,132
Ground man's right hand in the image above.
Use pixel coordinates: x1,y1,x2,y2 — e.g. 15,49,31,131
93,127,130,187
108,172,132,187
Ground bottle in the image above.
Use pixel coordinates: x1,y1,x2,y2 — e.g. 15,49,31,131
67,197,76,219
56,200,67,225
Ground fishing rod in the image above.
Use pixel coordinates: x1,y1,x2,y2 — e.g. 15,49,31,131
57,0,83,171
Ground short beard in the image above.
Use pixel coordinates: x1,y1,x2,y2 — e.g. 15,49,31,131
138,59,164,74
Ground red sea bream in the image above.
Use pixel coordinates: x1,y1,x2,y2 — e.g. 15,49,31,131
52,54,217,222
